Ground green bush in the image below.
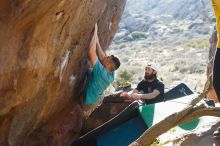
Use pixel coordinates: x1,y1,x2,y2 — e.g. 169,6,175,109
170,28,183,34
131,31,148,40
150,138,164,146
183,40,209,48
119,70,132,81
114,70,133,87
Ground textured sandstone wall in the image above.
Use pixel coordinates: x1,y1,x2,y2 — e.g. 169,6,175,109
0,0,126,145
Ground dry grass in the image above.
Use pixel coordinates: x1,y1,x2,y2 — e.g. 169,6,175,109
109,39,209,92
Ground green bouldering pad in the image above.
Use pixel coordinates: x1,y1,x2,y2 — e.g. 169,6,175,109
139,94,203,131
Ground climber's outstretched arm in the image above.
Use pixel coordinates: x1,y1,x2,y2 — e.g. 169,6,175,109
96,29,106,62
89,25,98,66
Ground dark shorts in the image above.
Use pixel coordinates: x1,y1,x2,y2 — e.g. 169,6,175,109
213,49,220,99
82,68,93,100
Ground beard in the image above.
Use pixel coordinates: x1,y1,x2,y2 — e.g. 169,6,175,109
144,73,156,80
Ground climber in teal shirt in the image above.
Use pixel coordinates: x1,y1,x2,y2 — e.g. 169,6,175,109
82,24,120,116
84,59,115,104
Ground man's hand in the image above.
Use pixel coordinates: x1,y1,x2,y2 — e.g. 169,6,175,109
120,92,134,102
120,92,131,98
130,93,141,100
120,92,142,100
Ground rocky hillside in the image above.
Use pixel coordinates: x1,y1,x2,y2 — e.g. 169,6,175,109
114,0,214,44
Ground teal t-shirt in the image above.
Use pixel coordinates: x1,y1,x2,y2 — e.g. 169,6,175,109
84,60,115,105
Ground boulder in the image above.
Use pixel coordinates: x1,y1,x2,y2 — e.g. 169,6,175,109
0,0,126,145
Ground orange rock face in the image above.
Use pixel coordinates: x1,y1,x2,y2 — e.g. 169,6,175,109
0,0,126,145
